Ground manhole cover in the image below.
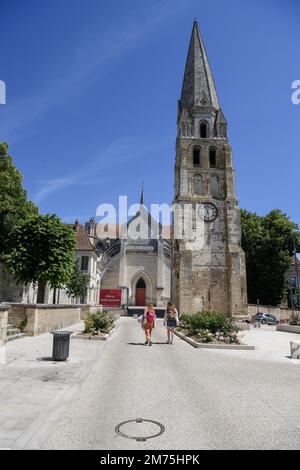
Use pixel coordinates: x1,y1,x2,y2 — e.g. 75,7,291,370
115,418,165,442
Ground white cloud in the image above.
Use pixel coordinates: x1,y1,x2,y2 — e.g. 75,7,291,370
34,137,170,203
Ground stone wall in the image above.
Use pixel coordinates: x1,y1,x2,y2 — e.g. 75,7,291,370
247,304,298,322
0,306,8,342
7,304,81,336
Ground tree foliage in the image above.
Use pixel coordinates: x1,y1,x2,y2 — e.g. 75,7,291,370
3,214,76,289
65,259,88,299
0,142,38,254
241,209,300,306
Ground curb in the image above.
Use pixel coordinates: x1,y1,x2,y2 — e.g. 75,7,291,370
175,330,255,350
72,323,119,341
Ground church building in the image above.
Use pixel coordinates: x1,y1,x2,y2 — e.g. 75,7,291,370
85,190,171,309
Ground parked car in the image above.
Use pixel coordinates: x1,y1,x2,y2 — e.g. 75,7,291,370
254,312,279,325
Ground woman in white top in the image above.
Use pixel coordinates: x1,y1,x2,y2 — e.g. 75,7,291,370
164,301,179,344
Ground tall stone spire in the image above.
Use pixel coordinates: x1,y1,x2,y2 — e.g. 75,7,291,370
140,183,144,205
180,19,220,110
172,20,247,317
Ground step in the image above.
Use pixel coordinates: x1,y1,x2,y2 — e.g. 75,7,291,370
7,328,21,336
5,333,26,342
7,324,14,329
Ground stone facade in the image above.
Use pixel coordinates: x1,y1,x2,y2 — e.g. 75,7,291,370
86,203,171,307
172,20,247,316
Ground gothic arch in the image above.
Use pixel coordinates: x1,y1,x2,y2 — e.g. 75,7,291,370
130,270,153,306
200,120,209,138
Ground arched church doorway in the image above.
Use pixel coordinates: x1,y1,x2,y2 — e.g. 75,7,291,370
136,278,146,306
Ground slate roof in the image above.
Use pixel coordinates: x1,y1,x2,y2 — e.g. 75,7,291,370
180,20,220,110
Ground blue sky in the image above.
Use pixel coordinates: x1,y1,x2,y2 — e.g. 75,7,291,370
0,0,299,226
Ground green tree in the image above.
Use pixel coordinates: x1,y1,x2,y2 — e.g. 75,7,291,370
3,214,76,302
0,142,38,254
241,209,300,306
65,259,88,300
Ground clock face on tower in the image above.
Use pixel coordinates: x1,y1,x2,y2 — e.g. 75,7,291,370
197,202,218,222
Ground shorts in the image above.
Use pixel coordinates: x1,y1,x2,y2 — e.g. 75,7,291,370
166,319,177,328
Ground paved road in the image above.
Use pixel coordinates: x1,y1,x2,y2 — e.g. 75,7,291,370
42,318,300,450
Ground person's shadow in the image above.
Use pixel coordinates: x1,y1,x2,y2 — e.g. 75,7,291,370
127,342,169,346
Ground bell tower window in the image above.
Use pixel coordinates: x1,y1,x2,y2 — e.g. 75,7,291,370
209,148,216,168
193,147,201,166
200,122,208,138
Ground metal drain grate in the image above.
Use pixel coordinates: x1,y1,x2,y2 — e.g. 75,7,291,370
115,418,165,442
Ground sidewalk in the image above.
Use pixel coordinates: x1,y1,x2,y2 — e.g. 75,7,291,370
206,325,300,364
0,321,107,449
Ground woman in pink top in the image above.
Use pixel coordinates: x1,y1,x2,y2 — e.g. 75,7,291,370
143,304,156,346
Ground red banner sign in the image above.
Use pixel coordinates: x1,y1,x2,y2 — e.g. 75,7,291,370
100,289,122,307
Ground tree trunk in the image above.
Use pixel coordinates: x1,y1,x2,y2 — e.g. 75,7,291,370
52,287,56,304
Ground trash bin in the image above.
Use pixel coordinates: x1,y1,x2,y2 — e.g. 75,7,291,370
50,330,73,361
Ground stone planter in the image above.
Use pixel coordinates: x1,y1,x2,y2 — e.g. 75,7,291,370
276,324,300,334
175,330,255,350
72,323,119,341
290,341,300,359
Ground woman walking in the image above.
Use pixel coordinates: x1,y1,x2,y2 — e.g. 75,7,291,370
164,301,179,344
142,304,156,346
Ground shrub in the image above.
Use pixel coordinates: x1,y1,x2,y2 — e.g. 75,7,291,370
19,316,27,332
84,310,114,334
289,313,300,326
178,311,240,344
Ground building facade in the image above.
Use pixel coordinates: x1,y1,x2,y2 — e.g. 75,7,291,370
86,197,171,308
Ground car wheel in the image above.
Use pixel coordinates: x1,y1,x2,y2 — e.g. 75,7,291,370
261,319,266,324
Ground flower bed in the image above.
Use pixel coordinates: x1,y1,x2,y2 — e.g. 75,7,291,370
178,311,241,345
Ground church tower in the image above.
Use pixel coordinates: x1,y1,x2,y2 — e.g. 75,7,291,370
172,20,247,316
